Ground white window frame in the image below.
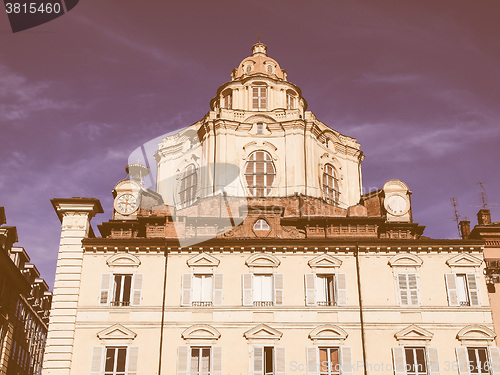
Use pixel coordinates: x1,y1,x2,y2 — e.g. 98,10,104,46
286,93,296,110
177,345,222,375
252,86,267,110
252,345,286,375
192,274,214,307
445,273,480,307
393,346,439,375
242,273,284,307
305,273,347,307
396,273,420,306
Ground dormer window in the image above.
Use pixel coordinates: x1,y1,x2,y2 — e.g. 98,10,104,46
246,65,253,73
286,91,296,109
267,65,273,74
252,86,267,110
254,219,270,231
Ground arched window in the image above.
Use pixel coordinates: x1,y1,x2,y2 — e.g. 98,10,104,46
322,164,340,204
245,151,275,197
179,164,198,206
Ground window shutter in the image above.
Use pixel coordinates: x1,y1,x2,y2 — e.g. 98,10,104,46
90,346,103,375
392,347,406,375
456,347,471,375
213,274,224,306
274,274,284,306
99,274,112,306
408,273,419,305
305,274,316,306
426,347,440,375
466,274,480,306
132,274,143,306
243,274,253,306
275,347,286,375
336,273,347,306
177,346,190,375
306,347,319,375
489,347,500,375
252,346,264,375
445,274,459,306
340,346,353,375
181,274,192,306
212,346,222,375
397,274,409,306
126,346,139,375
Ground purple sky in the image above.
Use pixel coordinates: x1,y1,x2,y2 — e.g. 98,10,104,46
1,0,500,288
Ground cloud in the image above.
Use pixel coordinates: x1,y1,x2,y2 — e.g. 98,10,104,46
0,64,77,121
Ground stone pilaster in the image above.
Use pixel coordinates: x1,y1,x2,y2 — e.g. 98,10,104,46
42,198,102,375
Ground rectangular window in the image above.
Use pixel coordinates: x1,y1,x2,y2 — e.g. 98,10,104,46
253,274,273,306
191,347,211,375
223,93,232,109
192,274,213,307
456,274,470,306
286,93,296,109
253,86,267,110
405,347,427,375
104,347,127,375
319,347,339,375
256,122,264,135
468,347,489,375
315,275,336,306
264,346,274,375
112,275,132,306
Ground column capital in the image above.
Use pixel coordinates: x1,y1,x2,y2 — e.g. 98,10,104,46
51,197,103,223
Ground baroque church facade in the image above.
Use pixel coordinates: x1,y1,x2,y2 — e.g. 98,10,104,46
42,43,499,375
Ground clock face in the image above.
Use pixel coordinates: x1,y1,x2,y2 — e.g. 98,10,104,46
115,193,139,215
385,194,409,216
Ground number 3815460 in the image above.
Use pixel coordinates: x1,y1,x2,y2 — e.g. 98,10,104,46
5,2,62,14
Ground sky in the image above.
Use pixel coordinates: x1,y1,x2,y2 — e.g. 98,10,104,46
1,0,499,288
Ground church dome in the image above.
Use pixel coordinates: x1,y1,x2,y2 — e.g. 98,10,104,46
232,42,287,81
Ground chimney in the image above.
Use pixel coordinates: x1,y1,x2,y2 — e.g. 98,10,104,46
477,209,492,226
459,220,471,239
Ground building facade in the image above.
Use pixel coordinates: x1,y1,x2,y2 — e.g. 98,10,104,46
0,206,52,375
42,43,499,375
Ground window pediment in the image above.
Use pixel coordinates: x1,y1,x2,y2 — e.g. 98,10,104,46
395,325,433,343
244,324,282,341
309,324,348,345
446,254,482,268
187,253,220,268
457,325,496,342
97,324,136,341
308,254,342,271
388,253,423,268
106,253,141,268
246,253,280,269
181,324,221,342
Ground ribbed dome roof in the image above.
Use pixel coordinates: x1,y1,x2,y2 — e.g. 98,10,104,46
233,43,287,81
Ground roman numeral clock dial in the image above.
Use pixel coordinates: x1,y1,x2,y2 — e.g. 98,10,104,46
114,193,139,215
384,194,410,216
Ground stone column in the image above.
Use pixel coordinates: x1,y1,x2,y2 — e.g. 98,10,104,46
42,198,102,375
